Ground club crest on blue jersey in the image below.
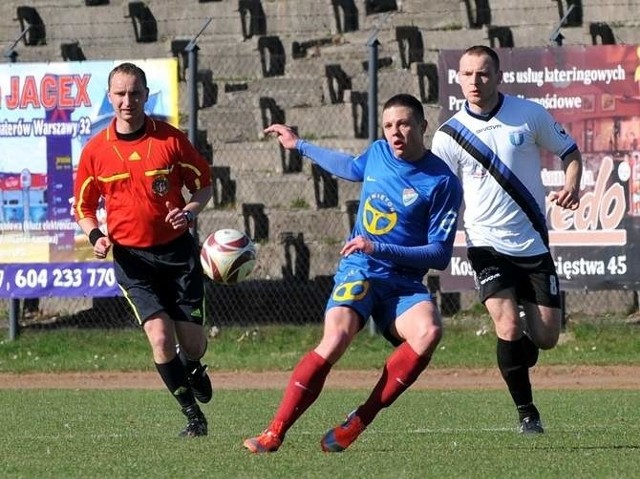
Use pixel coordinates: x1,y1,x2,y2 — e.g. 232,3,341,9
509,131,525,146
152,175,169,196
402,188,418,206
363,197,397,235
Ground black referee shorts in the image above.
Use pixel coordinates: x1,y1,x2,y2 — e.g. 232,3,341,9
113,233,206,325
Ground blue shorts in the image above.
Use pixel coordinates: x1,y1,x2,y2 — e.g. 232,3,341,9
326,257,433,346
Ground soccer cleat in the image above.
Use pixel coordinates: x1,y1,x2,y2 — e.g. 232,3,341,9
320,412,366,452
519,415,544,434
179,404,208,438
243,429,283,454
188,364,213,404
177,344,213,404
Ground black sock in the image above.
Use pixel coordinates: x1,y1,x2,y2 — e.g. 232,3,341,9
155,355,196,408
522,334,539,368
497,338,534,415
177,344,205,374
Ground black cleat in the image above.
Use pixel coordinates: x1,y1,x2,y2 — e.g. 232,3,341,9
177,344,213,404
519,415,544,434
179,404,208,438
188,364,213,404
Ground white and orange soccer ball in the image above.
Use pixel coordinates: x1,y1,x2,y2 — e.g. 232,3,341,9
200,228,256,284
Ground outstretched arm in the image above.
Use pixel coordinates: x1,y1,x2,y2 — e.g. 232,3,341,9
264,123,361,181
264,123,300,149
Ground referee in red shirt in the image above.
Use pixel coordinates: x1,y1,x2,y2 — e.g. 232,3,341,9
74,62,213,437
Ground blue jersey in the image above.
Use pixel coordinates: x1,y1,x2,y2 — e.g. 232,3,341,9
300,139,462,279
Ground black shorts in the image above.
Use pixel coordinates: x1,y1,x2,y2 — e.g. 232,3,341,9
113,233,206,325
467,246,561,308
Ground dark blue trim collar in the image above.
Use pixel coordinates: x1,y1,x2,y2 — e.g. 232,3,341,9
464,93,504,121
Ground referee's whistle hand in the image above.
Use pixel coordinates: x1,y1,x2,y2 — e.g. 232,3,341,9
165,201,189,230
93,237,111,259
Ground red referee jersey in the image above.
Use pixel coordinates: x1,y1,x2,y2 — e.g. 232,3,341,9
74,116,212,248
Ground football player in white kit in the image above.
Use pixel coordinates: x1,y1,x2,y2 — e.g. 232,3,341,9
432,45,583,434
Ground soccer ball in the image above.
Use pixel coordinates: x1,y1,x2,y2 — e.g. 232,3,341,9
200,229,256,284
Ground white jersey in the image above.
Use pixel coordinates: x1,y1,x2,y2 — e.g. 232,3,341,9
431,94,577,256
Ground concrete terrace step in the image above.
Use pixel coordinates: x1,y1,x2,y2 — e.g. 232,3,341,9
247,77,327,108
211,137,369,175
0,2,131,45
81,42,173,61
234,173,316,209
194,207,345,253
189,76,328,111
143,0,244,39
233,172,360,211
350,69,423,105
286,103,357,139
198,106,262,143
181,39,265,81
261,0,338,38
253,240,341,280
212,140,284,173
196,209,244,236
487,0,560,27
252,208,352,244
359,0,464,32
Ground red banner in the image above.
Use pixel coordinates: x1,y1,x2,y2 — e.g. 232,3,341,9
437,45,640,291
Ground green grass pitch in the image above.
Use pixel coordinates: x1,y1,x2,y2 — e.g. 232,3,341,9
1,388,638,478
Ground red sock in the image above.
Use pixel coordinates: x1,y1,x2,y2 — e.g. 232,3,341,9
356,342,431,426
271,351,332,436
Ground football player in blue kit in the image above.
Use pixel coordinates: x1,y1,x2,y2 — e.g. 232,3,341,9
243,93,462,453
431,45,583,434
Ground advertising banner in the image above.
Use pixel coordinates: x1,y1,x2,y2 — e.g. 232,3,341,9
437,45,640,291
0,58,178,298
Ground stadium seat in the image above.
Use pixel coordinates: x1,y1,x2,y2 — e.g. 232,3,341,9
61,42,86,61
396,26,424,69
242,203,269,242
196,70,217,109
171,39,191,82
589,22,615,45
350,91,368,139
16,6,46,46
312,164,339,209
211,166,236,207
325,64,352,104
488,26,515,48
416,63,438,104
331,0,359,33
558,0,583,27
461,0,491,29
259,97,286,129
258,36,286,77
127,1,158,43
239,0,267,40
280,232,310,281
364,0,397,15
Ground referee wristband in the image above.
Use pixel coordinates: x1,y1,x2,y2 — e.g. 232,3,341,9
88,228,106,246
